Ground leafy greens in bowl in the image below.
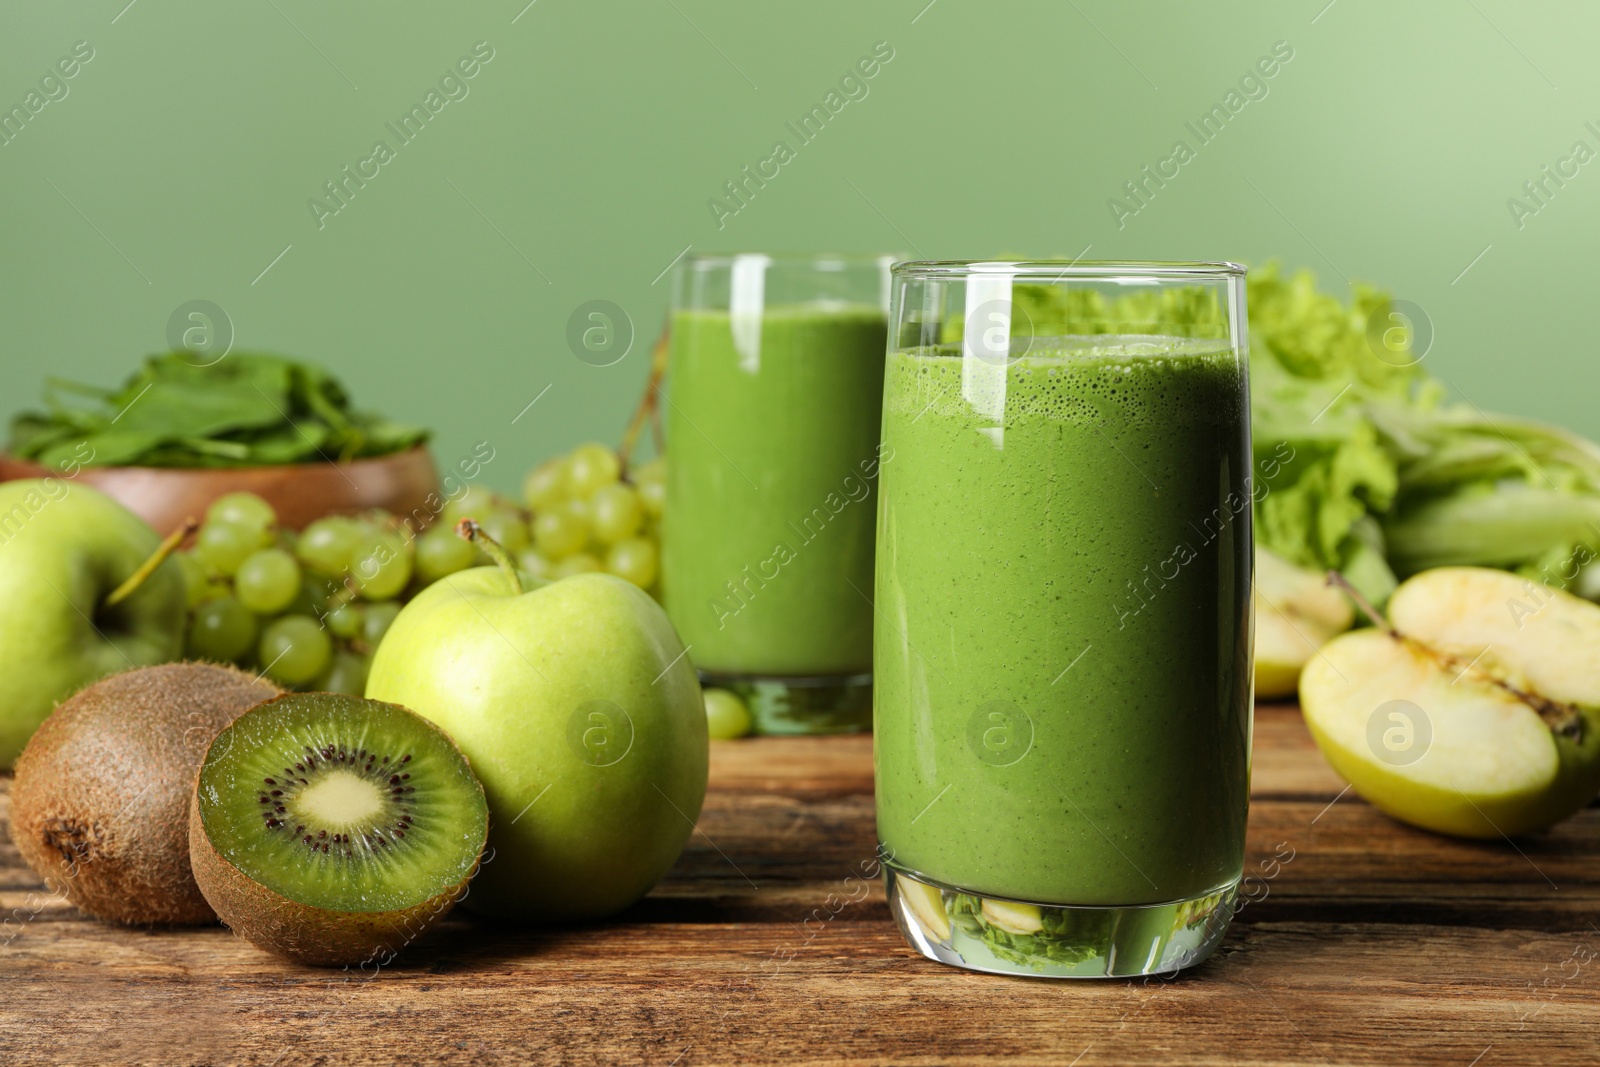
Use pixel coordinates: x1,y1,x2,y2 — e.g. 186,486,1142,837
8,353,428,470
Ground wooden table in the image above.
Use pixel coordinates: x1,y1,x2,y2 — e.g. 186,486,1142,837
2,704,1597,1066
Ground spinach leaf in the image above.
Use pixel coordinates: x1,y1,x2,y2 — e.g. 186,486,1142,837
8,353,429,469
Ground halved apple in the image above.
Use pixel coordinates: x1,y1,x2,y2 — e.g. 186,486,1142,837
981,899,1044,936
1254,546,1355,699
1300,567,1600,838
897,878,951,940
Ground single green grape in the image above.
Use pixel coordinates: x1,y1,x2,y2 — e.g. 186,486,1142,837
234,548,303,615
285,573,339,618
316,651,371,696
325,601,364,639
351,530,412,600
478,507,531,556
415,524,477,583
441,485,500,528
205,492,276,538
516,549,553,581
605,537,658,589
523,458,569,510
352,512,395,541
704,688,753,740
533,503,590,560
176,551,212,608
186,596,259,664
195,521,261,577
362,601,402,647
566,442,621,498
590,484,642,545
551,553,602,579
564,495,593,526
258,615,332,686
297,516,364,578
633,460,665,518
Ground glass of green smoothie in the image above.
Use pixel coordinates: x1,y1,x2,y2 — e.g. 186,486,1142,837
662,253,896,734
875,261,1253,978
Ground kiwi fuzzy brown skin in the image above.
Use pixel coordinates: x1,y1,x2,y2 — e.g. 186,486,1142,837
8,662,281,926
188,693,488,968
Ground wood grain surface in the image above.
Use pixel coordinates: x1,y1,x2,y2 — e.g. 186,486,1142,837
2,704,1596,1067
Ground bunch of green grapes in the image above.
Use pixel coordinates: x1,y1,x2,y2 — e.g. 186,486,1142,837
520,442,664,595
178,492,422,695
177,455,669,694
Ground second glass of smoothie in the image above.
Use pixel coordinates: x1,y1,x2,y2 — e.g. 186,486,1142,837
875,261,1254,977
662,253,894,733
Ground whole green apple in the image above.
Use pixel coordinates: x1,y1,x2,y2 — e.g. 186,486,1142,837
0,479,186,765
366,565,708,920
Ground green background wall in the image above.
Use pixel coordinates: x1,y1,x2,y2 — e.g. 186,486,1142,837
2,0,1593,493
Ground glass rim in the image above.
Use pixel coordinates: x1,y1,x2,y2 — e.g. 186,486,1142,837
681,251,905,272
890,259,1248,280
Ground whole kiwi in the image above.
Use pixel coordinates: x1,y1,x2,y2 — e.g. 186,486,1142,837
9,662,281,925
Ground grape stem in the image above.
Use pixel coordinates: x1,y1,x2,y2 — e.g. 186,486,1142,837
103,517,200,610
618,318,670,477
456,518,523,595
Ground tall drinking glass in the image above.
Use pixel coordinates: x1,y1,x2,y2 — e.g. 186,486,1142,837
875,261,1253,977
662,253,896,734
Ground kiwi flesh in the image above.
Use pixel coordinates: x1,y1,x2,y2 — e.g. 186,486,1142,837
189,692,488,966
9,663,281,925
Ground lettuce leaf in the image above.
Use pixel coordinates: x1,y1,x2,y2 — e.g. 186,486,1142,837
1247,262,1600,595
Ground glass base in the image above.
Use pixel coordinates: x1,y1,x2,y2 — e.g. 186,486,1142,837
698,670,871,735
884,858,1238,979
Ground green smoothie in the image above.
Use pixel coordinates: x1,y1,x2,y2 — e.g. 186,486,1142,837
663,303,888,677
874,336,1252,907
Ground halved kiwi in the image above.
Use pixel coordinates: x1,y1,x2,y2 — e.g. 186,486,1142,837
189,692,488,966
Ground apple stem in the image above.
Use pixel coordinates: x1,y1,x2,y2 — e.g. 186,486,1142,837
1325,571,1395,636
102,517,200,610
456,518,523,595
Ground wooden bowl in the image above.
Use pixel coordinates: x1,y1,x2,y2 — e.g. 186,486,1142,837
0,447,440,533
